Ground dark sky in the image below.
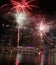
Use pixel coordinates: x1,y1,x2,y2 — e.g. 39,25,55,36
39,0,56,15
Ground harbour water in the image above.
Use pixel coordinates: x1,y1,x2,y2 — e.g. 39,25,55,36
0,52,36,65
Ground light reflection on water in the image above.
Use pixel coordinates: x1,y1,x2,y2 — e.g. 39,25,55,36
0,52,16,65
0,52,37,65
15,53,22,65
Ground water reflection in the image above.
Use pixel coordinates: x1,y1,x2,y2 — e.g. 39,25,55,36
0,52,36,65
0,52,16,65
15,53,22,65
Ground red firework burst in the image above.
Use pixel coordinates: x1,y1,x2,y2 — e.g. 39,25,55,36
1,0,37,13
10,0,37,13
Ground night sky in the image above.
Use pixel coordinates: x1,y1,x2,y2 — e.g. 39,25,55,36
0,0,56,15
0,0,56,46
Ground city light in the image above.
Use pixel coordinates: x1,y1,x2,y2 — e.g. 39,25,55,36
38,51,41,55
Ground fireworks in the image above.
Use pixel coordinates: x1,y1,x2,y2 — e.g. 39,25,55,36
1,0,37,46
10,0,37,13
35,17,50,36
34,16,56,44
14,12,31,45
14,12,30,45
1,0,56,47
14,12,29,28
38,22,50,37
1,0,37,13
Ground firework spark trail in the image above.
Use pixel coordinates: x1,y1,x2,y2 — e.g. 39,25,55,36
18,27,20,46
1,4,9,8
